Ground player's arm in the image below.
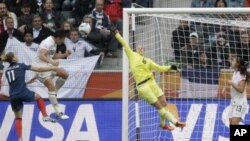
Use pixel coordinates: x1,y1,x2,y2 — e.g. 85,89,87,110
38,48,55,64
30,65,58,72
150,60,171,72
228,80,246,93
149,59,178,72
26,76,37,84
114,32,133,58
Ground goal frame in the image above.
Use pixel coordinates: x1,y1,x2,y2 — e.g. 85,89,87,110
122,8,250,141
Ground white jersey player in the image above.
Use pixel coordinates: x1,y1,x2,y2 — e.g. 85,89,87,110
33,30,71,119
227,57,249,125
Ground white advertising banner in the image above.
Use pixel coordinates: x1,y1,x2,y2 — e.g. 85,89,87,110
1,38,99,98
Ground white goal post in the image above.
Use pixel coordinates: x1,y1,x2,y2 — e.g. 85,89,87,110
122,8,250,141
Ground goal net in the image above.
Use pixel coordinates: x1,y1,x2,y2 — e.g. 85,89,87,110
122,8,250,141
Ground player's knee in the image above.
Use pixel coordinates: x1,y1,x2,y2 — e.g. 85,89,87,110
34,93,41,100
230,118,241,125
62,71,69,79
47,83,56,91
230,122,238,125
14,111,23,118
152,101,163,110
56,68,68,79
44,79,56,91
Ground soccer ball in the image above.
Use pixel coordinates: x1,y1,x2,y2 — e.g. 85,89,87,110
78,23,91,37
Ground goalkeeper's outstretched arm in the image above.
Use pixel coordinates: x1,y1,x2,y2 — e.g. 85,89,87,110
114,32,133,58
148,59,172,72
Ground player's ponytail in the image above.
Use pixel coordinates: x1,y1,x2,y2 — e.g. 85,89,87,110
236,57,250,83
1,52,15,64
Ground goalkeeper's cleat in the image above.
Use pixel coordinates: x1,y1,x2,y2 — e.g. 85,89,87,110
160,125,175,131
56,112,69,120
43,116,57,123
175,121,186,128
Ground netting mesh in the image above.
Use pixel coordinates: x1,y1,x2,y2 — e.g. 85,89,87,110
127,12,250,141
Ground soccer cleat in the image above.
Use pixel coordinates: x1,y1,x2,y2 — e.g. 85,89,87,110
43,116,57,123
56,112,69,120
160,125,175,131
175,121,186,128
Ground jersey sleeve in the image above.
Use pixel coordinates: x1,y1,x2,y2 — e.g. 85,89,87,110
232,72,246,85
238,73,246,81
115,33,133,58
83,42,93,52
40,41,49,50
148,59,171,72
21,63,31,70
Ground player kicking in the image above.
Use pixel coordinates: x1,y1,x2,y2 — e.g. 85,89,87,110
2,52,57,141
33,30,71,119
224,57,249,125
113,30,186,131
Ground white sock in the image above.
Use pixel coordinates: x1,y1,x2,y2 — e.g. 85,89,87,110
48,91,60,114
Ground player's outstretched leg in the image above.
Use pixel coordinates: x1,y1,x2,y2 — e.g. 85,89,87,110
48,91,69,120
158,107,177,131
44,78,69,120
35,93,57,123
157,95,186,129
151,100,176,131
158,108,186,130
55,68,68,92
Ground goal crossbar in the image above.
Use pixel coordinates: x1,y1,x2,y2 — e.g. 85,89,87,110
124,7,250,14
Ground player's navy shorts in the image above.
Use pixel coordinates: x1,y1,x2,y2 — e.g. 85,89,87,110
10,89,35,112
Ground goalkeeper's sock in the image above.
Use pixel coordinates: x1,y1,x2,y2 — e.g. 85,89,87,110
158,108,178,125
159,105,169,126
158,111,166,126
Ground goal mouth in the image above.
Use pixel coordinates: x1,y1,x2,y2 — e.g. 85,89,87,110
123,8,250,141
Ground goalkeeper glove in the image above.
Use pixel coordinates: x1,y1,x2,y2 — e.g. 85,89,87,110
170,65,178,71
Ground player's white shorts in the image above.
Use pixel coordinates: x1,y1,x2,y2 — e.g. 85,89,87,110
228,104,249,121
32,61,56,83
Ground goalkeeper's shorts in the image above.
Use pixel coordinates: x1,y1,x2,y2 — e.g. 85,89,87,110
137,79,163,104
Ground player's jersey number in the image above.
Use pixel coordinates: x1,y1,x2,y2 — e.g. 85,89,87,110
6,70,15,83
236,105,242,112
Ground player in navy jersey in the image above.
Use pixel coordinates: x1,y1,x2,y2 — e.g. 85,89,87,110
2,52,57,141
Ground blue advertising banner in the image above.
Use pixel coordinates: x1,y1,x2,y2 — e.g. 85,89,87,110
129,99,250,141
0,100,122,141
1,100,250,141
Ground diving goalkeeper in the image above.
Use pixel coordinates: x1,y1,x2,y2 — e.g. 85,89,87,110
113,30,186,131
